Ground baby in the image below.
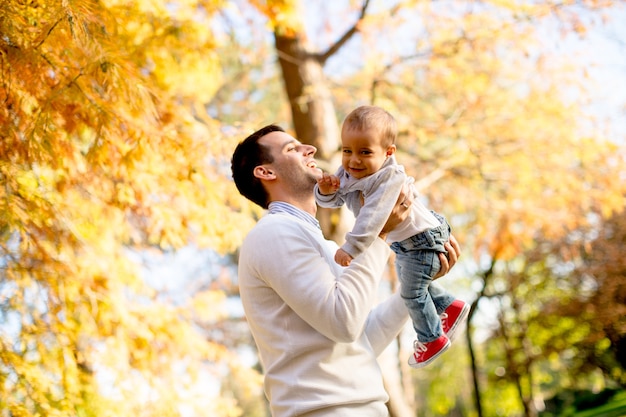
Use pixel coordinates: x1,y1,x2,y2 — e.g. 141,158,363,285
314,105,469,368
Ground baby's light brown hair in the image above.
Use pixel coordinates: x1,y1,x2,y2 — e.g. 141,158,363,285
342,105,398,148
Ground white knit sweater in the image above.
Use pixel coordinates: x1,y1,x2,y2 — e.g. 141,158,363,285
238,210,409,417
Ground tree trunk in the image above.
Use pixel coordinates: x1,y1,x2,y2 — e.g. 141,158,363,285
466,302,484,417
467,260,496,417
273,33,339,161
273,31,346,244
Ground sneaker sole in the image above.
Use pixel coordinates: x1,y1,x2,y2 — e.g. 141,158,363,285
408,340,451,369
446,303,470,342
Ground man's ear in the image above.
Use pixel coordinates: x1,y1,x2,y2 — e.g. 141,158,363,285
253,166,276,180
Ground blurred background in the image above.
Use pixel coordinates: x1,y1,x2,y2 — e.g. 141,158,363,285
1,1,625,416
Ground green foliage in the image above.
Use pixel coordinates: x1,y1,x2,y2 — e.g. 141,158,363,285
541,388,626,417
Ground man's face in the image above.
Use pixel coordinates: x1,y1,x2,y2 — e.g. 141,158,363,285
259,131,322,191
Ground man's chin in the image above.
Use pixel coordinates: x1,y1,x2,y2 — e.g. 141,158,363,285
310,167,323,180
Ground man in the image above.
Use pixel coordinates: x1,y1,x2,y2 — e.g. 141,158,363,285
231,124,460,417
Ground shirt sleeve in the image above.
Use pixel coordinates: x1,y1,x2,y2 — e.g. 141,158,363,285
247,217,392,343
314,183,345,208
341,167,405,258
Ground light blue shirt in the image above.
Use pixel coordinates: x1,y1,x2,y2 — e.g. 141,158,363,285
268,201,321,230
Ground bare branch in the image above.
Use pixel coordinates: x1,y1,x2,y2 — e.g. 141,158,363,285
317,0,371,64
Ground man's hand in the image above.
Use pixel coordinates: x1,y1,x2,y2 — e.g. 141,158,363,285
317,173,341,196
434,234,461,279
334,248,353,267
379,184,411,240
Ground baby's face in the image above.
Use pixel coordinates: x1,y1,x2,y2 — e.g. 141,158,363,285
340,128,395,179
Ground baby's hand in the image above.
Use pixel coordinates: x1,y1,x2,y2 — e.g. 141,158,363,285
317,173,341,195
335,249,353,266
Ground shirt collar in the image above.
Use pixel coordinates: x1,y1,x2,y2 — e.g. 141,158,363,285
268,201,321,230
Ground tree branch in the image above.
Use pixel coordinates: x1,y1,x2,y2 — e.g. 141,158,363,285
317,0,371,65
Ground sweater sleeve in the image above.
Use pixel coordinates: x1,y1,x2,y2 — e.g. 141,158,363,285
341,167,405,258
314,166,349,209
365,292,409,356
314,183,345,208
243,216,392,343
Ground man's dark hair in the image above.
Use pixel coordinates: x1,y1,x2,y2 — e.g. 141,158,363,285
231,124,285,209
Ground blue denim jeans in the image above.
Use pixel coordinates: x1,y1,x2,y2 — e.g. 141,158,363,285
390,212,455,342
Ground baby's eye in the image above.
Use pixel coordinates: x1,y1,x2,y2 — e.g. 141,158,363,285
361,150,372,155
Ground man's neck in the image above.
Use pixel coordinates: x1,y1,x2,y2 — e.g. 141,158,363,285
267,200,321,231
269,198,317,216
268,187,317,216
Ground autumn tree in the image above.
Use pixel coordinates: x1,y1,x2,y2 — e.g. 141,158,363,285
0,1,261,416
3,0,624,416
558,209,626,386
465,205,626,417
360,5,626,416
216,1,626,416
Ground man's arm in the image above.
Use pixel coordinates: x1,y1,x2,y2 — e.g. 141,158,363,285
248,217,392,343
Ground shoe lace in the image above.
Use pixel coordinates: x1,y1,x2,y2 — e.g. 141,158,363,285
413,340,427,353
440,312,449,330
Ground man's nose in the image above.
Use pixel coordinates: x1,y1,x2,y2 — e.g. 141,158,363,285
301,144,316,156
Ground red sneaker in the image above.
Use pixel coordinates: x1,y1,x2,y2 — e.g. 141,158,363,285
408,335,450,368
441,299,470,341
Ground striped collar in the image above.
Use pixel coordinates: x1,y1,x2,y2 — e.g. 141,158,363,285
268,201,321,230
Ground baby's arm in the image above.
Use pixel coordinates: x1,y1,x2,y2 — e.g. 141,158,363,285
341,168,405,257
317,172,341,196
334,248,354,266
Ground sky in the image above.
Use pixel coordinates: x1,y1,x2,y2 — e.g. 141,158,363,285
217,1,626,143
572,7,626,141
307,1,626,142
